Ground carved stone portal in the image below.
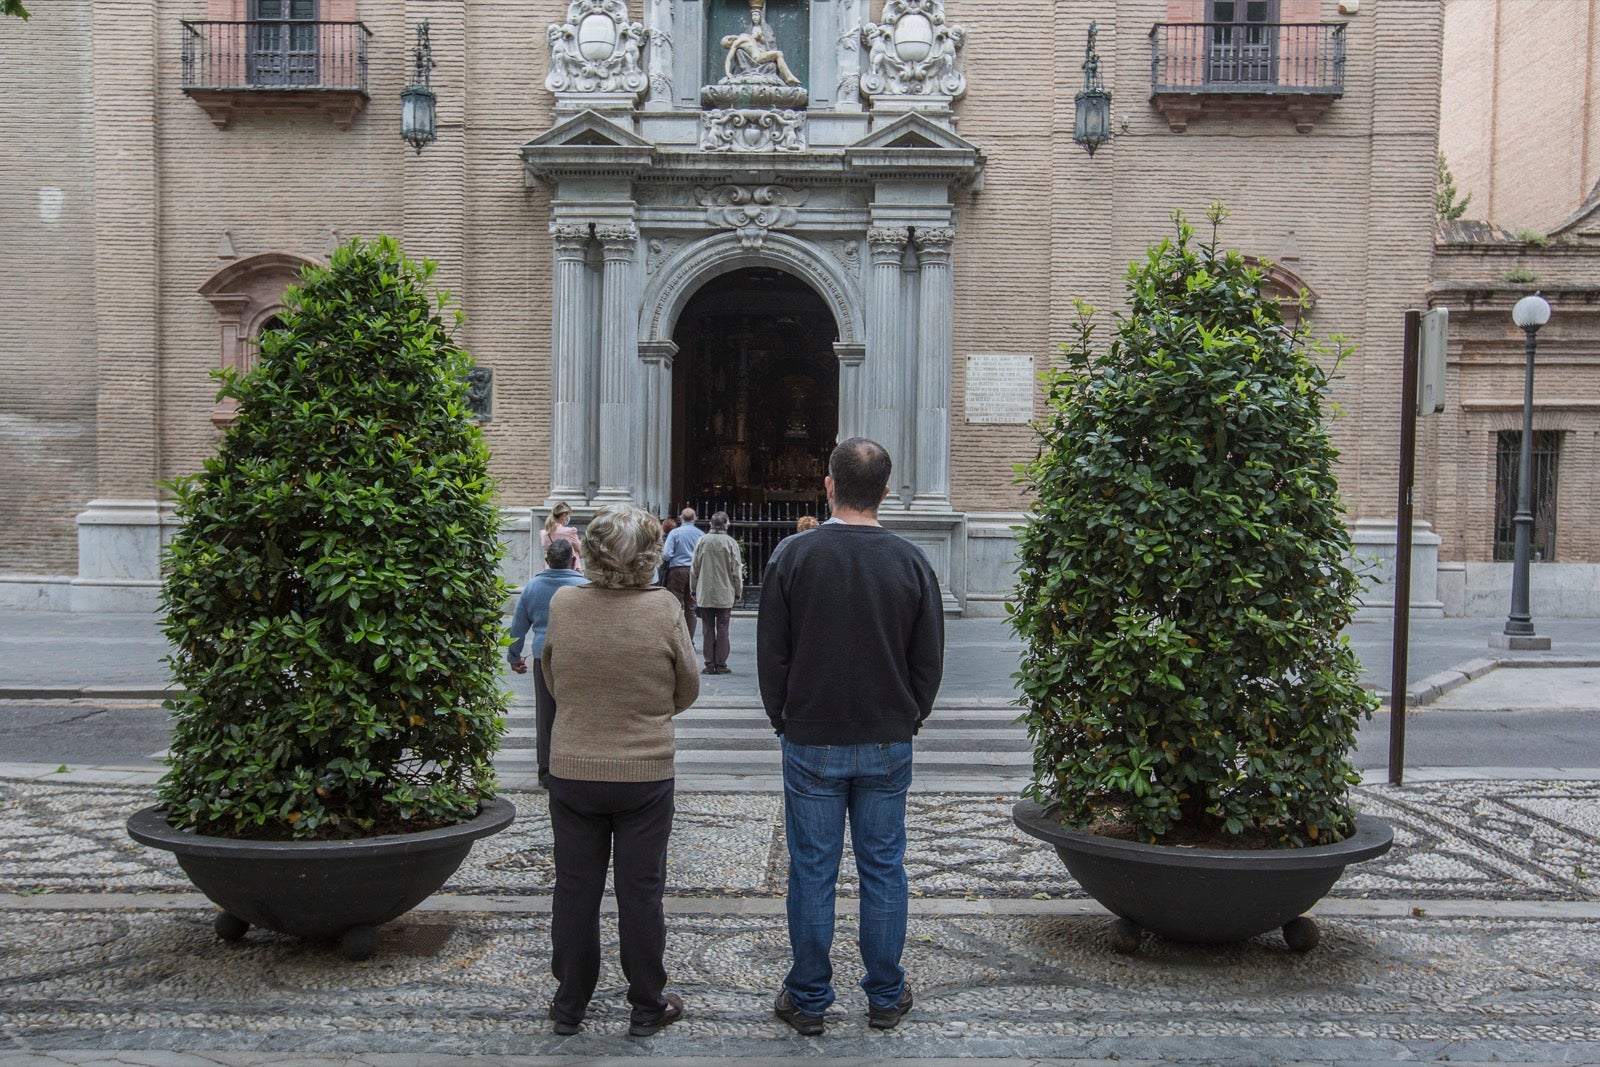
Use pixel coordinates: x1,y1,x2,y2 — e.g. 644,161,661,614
546,0,648,108
861,0,967,105
699,107,807,152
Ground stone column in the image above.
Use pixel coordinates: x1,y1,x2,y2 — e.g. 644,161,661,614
913,227,954,508
864,226,910,457
548,224,592,506
594,224,639,504
639,340,678,512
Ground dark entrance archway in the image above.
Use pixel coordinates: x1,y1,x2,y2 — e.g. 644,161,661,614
671,267,839,595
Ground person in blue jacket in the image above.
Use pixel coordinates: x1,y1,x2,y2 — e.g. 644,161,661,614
509,536,589,786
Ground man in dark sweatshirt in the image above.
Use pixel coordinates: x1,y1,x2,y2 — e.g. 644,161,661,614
757,437,944,1036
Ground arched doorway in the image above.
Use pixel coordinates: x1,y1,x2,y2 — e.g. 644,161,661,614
671,268,839,588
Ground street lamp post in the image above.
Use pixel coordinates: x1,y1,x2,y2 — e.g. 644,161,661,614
1497,292,1552,649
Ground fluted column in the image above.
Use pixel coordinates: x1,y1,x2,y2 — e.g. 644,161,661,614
913,227,954,508
594,224,639,504
548,224,592,505
864,226,910,458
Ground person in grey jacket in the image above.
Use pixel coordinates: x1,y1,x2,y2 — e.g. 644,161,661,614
688,511,744,674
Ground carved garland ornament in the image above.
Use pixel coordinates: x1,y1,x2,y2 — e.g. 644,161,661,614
697,184,809,250
546,0,648,98
861,0,967,101
699,108,807,153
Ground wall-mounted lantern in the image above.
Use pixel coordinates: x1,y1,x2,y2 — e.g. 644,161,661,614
1074,22,1112,157
400,20,437,154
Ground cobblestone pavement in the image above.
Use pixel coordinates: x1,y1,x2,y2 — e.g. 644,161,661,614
4,778,1600,1064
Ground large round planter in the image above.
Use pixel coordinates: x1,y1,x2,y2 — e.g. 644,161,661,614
128,796,514,959
1013,799,1392,951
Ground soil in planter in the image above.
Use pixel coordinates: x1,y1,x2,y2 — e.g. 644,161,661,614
171,807,464,842
1078,803,1343,850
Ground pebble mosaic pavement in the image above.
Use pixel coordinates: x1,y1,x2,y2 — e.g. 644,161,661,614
3,778,1600,1060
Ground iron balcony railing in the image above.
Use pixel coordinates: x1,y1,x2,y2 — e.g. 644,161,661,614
1150,22,1346,95
180,20,370,92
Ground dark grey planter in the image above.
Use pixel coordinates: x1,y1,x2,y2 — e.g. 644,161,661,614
128,796,514,959
1013,799,1392,952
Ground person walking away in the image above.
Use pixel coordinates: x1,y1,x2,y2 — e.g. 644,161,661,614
540,505,700,1037
507,538,588,787
661,507,704,639
542,502,584,575
689,511,743,674
756,438,945,1036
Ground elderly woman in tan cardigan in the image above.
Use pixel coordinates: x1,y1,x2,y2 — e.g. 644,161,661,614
540,504,700,1037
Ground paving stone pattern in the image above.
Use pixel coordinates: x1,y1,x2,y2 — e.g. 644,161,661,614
4,779,1600,902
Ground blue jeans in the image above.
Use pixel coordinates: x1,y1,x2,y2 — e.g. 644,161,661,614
781,738,913,1015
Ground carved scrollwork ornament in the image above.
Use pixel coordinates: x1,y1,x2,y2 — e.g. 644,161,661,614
861,0,968,101
546,0,648,98
699,108,807,153
697,184,810,250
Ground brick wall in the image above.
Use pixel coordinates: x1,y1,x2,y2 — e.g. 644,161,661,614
0,2,98,573
1440,0,1600,232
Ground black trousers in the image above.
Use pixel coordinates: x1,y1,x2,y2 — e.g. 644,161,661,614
547,776,675,1025
699,606,731,670
664,566,696,640
532,665,556,787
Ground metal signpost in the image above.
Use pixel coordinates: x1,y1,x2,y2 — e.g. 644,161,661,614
1388,307,1447,786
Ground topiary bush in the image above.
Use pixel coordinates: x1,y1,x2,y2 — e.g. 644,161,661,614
1010,205,1375,848
158,236,509,840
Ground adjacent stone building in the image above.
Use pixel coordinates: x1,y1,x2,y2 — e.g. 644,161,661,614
1,0,1451,615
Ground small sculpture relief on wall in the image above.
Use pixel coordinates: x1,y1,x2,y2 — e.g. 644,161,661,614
861,0,967,103
700,108,807,152
546,0,648,102
465,367,494,421
697,184,809,249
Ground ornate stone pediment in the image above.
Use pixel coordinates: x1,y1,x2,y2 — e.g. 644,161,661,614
546,0,649,109
861,0,967,106
696,184,810,249
844,112,985,183
520,110,655,182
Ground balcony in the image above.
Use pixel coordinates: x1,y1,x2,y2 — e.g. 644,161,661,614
180,20,371,130
1149,22,1346,133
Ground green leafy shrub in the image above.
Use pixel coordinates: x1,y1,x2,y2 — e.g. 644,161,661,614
1010,206,1375,848
158,236,509,840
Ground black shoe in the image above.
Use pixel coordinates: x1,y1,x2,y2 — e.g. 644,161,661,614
868,986,913,1030
774,990,824,1036
629,992,684,1037
548,1006,582,1036
717,666,732,674
702,665,717,674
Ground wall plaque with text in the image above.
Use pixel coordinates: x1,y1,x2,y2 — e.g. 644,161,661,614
964,354,1035,424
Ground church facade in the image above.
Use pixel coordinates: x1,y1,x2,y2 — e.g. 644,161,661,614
2,0,1468,615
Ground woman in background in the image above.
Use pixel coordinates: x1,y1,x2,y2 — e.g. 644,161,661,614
541,501,583,574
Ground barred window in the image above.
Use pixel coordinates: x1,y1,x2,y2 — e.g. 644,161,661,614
1493,431,1560,562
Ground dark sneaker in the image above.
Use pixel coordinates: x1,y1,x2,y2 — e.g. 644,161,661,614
548,1006,581,1036
629,992,684,1037
702,665,718,674
774,989,824,1036
717,666,732,674
868,986,914,1030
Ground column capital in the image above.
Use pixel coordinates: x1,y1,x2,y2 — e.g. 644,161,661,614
551,224,590,258
914,227,956,263
868,226,910,263
597,225,640,258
